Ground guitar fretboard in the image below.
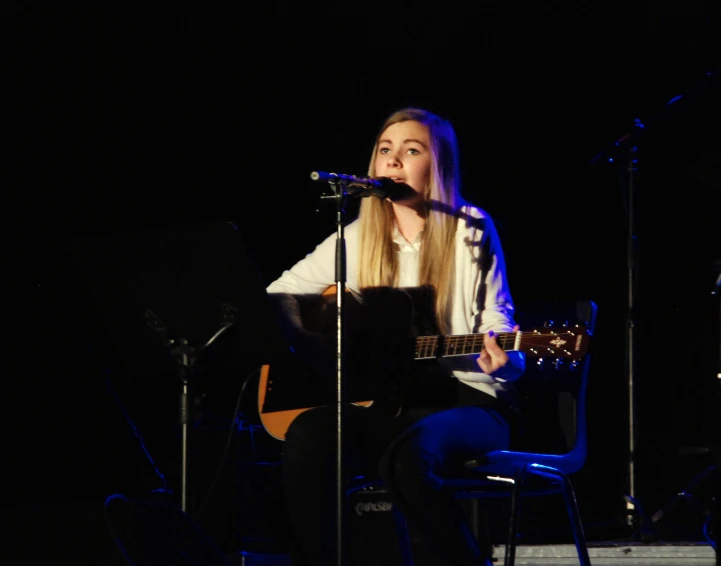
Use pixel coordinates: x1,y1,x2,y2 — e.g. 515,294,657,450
415,332,518,359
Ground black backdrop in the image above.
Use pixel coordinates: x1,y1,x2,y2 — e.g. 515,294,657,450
6,0,721,558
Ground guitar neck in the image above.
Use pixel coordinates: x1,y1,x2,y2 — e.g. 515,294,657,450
415,332,518,360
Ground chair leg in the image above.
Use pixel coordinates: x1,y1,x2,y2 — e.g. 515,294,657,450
392,503,415,566
505,466,529,566
559,474,592,566
468,498,480,540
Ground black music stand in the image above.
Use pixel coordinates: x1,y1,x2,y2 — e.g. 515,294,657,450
70,220,285,515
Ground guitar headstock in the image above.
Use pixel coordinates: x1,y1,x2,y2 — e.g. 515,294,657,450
518,325,591,362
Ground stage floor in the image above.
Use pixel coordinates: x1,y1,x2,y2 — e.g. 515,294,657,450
232,543,718,565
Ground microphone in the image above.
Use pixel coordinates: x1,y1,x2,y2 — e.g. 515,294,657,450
310,171,414,200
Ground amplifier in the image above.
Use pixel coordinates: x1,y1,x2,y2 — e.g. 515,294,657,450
347,487,449,566
347,487,402,566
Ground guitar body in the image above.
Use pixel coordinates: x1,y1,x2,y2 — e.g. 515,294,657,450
258,365,373,441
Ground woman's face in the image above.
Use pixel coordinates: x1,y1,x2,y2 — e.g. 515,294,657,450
374,120,431,205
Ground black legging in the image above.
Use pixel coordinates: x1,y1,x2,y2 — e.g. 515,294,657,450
281,397,511,566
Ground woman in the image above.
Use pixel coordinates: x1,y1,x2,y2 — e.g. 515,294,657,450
266,107,525,566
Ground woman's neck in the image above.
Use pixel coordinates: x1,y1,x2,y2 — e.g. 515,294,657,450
392,202,426,244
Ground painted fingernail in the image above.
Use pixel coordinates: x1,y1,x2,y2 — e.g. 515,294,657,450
488,330,495,337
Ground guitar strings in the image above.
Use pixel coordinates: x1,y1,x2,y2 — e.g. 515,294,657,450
414,331,586,358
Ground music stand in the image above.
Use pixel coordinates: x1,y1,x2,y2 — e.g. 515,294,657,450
69,220,286,514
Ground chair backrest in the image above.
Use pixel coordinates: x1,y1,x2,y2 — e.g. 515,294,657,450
511,299,597,471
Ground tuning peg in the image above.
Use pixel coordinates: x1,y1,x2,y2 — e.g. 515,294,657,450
561,320,569,328
543,320,554,328
570,360,579,371
536,358,545,369
553,358,563,370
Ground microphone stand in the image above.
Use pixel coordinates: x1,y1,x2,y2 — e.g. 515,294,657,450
312,170,399,565
318,175,350,566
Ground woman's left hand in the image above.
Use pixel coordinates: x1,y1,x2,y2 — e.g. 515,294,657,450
477,325,520,378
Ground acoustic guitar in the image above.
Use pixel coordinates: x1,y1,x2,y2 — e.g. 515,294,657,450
258,287,591,440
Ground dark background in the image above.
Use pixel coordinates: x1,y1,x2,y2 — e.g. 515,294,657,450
5,0,721,560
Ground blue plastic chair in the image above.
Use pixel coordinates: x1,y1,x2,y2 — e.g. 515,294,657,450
459,298,597,566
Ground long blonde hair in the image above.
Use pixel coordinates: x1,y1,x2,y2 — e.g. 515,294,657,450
357,108,464,334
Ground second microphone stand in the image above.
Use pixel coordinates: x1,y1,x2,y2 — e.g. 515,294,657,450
589,119,644,531
588,68,720,538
